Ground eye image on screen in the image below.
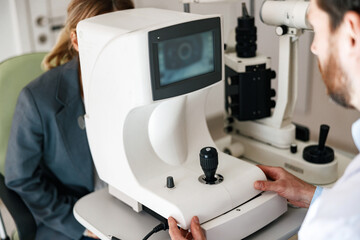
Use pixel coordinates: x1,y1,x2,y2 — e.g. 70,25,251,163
157,30,215,86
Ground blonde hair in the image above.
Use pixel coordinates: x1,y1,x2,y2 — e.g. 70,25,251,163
42,0,134,70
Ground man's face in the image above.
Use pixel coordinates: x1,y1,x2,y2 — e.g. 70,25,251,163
308,0,354,109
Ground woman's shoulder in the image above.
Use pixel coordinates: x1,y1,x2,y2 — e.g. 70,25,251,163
26,58,78,96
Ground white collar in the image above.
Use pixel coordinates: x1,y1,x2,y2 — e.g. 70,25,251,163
351,119,360,152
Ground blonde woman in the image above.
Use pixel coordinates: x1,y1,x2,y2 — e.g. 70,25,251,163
5,0,134,239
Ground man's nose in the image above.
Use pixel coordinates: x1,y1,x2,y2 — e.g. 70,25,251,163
310,40,317,55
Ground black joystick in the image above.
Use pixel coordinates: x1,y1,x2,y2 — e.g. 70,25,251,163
303,125,335,164
199,147,220,184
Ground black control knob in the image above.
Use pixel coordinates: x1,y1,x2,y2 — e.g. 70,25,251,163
227,95,239,105
303,124,335,164
270,70,276,79
200,147,218,183
270,100,276,108
224,126,233,134
225,117,234,125
227,105,239,116
236,3,257,58
276,25,288,36
270,89,276,97
318,125,329,151
290,143,298,154
167,176,175,189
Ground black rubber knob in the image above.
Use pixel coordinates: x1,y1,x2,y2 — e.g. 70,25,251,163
290,143,297,154
200,147,218,183
167,176,175,189
224,126,233,134
270,100,276,108
276,25,288,36
270,89,276,97
303,124,334,164
270,70,276,79
226,117,234,124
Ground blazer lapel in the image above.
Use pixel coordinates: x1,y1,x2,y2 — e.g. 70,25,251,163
55,58,94,190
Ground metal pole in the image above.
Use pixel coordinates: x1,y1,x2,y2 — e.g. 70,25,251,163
250,0,255,17
183,3,190,13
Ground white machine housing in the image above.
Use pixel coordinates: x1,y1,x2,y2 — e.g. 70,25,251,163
260,0,311,30
77,8,286,238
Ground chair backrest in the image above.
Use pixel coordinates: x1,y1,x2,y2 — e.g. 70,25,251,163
0,53,47,175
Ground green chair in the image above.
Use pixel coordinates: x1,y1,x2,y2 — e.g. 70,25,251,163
0,52,47,240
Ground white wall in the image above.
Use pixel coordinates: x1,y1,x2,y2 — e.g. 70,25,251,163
0,0,17,62
0,0,69,63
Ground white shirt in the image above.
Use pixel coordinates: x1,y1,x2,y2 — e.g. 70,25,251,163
298,119,360,239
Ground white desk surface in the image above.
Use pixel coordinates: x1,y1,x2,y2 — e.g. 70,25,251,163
74,187,307,240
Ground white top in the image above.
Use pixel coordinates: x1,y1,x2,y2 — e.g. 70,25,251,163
298,119,360,239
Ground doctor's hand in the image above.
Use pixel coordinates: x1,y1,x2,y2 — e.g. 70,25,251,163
84,229,100,239
254,165,316,208
168,216,206,240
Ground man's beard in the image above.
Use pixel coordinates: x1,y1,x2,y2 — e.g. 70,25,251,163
318,45,354,109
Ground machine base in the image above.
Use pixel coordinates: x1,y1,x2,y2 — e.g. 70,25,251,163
109,184,287,239
227,134,346,185
202,191,287,240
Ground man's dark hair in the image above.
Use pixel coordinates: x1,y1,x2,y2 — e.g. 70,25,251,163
317,0,360,31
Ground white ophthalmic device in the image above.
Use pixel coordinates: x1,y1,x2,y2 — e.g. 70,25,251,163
77,6,287,239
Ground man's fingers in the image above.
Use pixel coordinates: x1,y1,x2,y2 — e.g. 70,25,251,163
168,217,186,239
256,165,281,180
254,180,280,193
180,228,188,237
190,216,206,240
168,216,206,240
85,230,100,239
168,217,177,229
185,232,193,240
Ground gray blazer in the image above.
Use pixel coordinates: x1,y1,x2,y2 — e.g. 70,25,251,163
5,58,94,240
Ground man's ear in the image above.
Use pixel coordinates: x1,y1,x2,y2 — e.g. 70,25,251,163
70,31,79,52
343,11,360,50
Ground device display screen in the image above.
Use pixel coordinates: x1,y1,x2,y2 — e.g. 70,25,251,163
157,30,215,87
148,17,222,101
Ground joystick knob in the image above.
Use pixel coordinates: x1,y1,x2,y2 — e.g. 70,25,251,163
303,124,335,164
199,147,223,185
200,147,218,182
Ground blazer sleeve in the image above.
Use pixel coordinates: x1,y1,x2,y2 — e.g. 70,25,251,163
5,87,85,240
